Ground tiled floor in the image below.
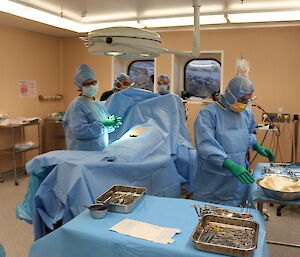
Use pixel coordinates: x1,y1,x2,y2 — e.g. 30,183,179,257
0,175,33,257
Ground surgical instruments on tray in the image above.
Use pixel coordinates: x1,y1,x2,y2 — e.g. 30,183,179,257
191,205,253,220
262,167,300,181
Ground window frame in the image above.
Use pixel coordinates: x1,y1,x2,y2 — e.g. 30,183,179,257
127,59,155,92
127,60,154,75
184,58,221,98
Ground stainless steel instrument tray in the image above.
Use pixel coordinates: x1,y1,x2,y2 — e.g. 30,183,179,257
191,214,259,257
203,205,253,220
95,185,146,213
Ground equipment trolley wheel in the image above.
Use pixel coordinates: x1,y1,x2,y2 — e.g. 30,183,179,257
262,212,269,221
276,205,287,216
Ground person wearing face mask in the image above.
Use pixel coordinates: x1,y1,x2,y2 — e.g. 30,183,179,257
63,64,121,151
157,74,170,95
193,76,275,206
100,73,132,101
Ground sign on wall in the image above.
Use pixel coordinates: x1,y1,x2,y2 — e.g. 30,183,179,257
19,80,37,97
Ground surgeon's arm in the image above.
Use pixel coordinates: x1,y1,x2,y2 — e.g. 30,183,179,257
194,109,228,167
68,106,107,140
245,109,275,162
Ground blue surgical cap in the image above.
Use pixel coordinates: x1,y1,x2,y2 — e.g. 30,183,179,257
157,74,170,82
117,73,130,81
113,73,130,88
221,76,254,107
74,64,96,88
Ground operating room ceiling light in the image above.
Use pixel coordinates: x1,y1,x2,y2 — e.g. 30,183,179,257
0,0,143,33
141,17,194,28
140,15,226,28
2,0,300,35
84,27,162,58
228,11,300,23
105,51,126,56
83,21,144,32
0,0,82,31
140,53,151,57
82,0,203,59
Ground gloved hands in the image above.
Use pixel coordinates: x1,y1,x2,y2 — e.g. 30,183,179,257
223,158,255,184
99,115,122,128
99,117,115,127
253,142,275,162
109,115,122,128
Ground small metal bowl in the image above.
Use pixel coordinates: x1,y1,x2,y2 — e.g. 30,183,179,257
88,203,109,219
256,177,300,201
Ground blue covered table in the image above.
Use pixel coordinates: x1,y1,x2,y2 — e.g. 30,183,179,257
250,163,300,249
29,196,268,257
250,163,300,213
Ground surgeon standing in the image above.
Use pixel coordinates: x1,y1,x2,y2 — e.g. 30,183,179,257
157,74,170,95
100,73,132,101
63,64,121,151
194,76,274,206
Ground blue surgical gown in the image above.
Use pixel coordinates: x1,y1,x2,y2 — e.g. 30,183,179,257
193,103,257,206
63,96,112,151
0,244,5,257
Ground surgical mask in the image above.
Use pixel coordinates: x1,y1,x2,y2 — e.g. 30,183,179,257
82,84,99,98
119,85,130,90
226,88,249,113
230,102,248,112
158,85,169,95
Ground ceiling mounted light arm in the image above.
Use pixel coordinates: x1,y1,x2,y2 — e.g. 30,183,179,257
81,1,204,58
192,0,201,58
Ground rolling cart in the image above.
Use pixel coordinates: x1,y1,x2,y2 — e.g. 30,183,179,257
0,120,41,185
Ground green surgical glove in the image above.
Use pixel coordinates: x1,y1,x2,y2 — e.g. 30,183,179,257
99,115,122,128
110,115,122,128
253,142,275,162
223,159,255,184
99,117,115,127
